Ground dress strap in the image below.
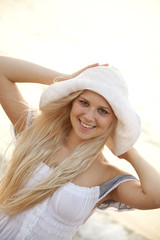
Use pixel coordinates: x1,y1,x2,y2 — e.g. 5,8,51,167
98,174,139,211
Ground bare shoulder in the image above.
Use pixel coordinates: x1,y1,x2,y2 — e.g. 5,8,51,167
97,153,129,181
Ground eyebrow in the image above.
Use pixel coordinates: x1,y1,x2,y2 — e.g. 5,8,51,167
79,96,112,111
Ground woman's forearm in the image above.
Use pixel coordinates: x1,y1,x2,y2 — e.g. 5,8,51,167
0,56,69,85
120,148,160,206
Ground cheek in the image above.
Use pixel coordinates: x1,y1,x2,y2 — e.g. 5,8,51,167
71,102,84,117
98,116,114,128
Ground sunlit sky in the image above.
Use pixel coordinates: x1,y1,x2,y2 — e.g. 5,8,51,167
1,0,160,69
1,0,160,91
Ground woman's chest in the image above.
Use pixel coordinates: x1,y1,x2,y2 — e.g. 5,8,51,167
50,182,100,223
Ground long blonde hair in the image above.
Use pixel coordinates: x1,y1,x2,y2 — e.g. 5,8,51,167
0,90,115,216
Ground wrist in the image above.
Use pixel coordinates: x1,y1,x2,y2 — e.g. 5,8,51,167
118,148,137,161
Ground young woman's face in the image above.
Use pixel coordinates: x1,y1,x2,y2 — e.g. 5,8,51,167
70,90,115,142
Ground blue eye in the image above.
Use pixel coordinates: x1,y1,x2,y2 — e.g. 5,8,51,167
80,100,88,106
98,108,108,114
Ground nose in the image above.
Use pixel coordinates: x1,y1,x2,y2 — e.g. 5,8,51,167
84,108,95,122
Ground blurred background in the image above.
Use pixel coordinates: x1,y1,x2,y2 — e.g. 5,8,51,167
0,0,160,239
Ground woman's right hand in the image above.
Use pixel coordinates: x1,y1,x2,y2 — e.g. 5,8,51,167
53,63,109,83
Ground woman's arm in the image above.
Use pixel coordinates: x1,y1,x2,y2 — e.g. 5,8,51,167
111,148,160,210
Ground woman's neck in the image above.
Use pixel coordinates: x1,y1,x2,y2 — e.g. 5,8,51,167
64,129,84,152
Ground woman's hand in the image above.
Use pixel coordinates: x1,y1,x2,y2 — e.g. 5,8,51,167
68,63,109,79
53,63,109,83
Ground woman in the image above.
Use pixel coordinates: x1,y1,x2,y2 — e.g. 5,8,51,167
0,56,160,240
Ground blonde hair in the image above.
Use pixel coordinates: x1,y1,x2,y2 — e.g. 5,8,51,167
0,91,115,216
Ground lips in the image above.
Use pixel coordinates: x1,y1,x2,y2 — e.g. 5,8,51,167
79,120,96,129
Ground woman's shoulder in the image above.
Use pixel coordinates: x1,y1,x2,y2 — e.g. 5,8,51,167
97,153,129,183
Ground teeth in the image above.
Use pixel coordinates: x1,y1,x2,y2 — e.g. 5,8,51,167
81,121,94,129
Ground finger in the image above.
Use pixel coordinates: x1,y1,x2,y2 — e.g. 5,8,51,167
80,63,99,71
101,63,109,66
85,63,109,69
79,63,109,72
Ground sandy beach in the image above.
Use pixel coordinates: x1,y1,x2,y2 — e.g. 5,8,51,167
0,0,160,239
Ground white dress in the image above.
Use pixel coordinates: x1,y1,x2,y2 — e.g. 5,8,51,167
0,162,138,240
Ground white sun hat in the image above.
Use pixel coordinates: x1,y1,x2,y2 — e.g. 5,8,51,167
39,66,141,156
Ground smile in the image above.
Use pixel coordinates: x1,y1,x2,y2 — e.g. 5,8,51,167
79,120,96,129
